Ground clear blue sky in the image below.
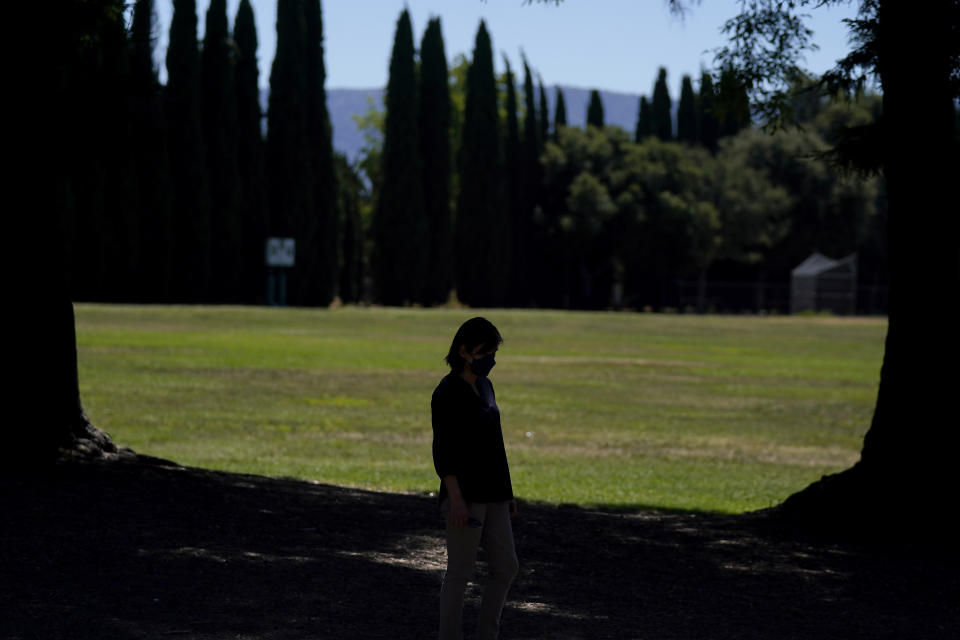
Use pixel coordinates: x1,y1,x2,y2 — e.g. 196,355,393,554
149,0,861,97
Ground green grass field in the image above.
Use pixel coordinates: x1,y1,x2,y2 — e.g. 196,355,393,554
74,304,886,514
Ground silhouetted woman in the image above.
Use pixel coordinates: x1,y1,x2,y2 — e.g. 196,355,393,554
432,317,519,640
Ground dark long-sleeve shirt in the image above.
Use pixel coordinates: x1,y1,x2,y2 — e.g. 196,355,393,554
431,373,514,504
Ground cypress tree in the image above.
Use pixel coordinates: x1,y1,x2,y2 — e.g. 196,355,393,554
304,0,340,306
130,0,159,95
456,21,506,306
652,67,673,140
587,89,605,128
373,9,426,305
166,0,211,302
696,70,719,153
99,6,139,301
538,80,550,149
533,78,550,307
503,58,524,306
521,59,540,172
677,74,697,144
202,0,242,302
517,57,540,306
718,65,752,137
234,0,266,303
635,95,652,142
419,17,453,305
130,0,173,301
51,1,135,302
335,153,364,304
554,86,567,139
267,0,310,304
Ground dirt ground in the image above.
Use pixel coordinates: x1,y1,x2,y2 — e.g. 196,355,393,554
2,454,958,640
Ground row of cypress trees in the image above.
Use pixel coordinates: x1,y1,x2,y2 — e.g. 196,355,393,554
593,67,753,152
372,14,559,307
371,12,754,308
580,68,750,152
67,2,753,309
64,0,346,306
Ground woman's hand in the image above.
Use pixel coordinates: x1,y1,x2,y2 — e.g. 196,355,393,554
443,475,469,527
448,496,470,527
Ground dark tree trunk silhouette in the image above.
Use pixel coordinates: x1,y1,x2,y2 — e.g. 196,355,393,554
14,297,121,470
781,1,960,533
8,0,125,472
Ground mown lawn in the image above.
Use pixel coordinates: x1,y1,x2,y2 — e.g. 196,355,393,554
75,304,886,513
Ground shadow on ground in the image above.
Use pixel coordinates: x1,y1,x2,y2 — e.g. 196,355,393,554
2,455,957,639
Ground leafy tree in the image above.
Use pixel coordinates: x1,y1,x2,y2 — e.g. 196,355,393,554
586,89,605,128
635,95,652,142
717,65,752,137
723,126,879,279
651,67,673,140
804,92,888,304
166,0,211,302
676,74,696,144
455,20,507,306
540,121,794,312
373,9,426,305
202,0,243,302
619,138,705,308
541,126,630,308
690,142,791,311
419,17,454,305
695,70,719,154
234,0,266,304
351,97,386,200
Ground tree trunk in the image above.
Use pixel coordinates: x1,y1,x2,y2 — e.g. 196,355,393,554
10,298,121,472
7,0,123,473
781,1,959,535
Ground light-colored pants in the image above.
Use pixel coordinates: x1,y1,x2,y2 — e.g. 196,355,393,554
439,500,519,640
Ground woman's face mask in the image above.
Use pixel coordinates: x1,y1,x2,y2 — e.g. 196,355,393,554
469,353,496,377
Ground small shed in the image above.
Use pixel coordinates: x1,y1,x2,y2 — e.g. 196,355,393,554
790,252,857,315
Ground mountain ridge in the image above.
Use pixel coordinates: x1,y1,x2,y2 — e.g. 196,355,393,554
262,86,667,162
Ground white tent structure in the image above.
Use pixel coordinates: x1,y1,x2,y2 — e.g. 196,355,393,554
790,252,857,315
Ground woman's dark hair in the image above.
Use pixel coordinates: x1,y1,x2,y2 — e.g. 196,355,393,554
445,317,503,372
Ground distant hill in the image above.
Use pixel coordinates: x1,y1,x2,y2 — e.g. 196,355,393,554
259,87,385,163
262,86,666,163
326,88,386,162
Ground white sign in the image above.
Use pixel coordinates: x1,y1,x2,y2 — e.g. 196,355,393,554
266,237,296,267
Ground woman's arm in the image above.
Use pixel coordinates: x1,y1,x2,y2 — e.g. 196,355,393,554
443,474,469,527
